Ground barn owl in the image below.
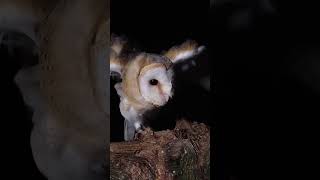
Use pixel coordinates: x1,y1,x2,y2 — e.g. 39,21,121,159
110,34,205,141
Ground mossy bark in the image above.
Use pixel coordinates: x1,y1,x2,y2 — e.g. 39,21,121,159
110,120,210,180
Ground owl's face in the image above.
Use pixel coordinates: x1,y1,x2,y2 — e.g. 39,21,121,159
138,62,174,106
110,35,205,107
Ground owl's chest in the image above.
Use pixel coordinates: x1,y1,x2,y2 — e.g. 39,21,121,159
119,97,143,121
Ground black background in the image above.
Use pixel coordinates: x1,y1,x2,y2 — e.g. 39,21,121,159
1,34,45,179
110,0,211,141
1,0,211,178
3,0,320,179
214,1,320,180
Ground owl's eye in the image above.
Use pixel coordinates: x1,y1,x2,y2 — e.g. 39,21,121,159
149,79,158,86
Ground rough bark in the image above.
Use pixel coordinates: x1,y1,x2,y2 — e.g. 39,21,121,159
110,120,210,180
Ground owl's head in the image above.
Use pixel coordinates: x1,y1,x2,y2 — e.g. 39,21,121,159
110,35,205,107
134,53,174,106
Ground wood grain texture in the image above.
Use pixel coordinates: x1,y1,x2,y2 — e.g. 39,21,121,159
110,120,210,180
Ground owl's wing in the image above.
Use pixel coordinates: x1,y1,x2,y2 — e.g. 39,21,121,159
163,40,205,65
114,82,124,97
110,51,123,78
111,34,128,55
110,34,128,79
164,40,210,92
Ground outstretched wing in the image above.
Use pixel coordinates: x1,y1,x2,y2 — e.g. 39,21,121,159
110,34,128,79
163,40,205,64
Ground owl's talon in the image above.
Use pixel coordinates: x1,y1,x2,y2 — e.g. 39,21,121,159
124,120,136,141
134,131,143,139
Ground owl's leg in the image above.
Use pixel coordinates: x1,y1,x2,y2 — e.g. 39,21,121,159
135,122,146,134
119,99,143,141
124,120,145,141
124,119,136,141
134,121,142,131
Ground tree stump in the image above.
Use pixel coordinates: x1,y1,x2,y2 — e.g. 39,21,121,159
110,120,210,180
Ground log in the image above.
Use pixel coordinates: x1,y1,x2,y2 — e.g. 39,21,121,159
110,120,210,180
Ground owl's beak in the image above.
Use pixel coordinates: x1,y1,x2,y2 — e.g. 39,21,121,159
152,94,170,107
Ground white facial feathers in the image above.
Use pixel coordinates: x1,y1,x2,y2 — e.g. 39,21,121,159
110,37,205,82
109,35,205,141
139,64,173,106
110,37,205,106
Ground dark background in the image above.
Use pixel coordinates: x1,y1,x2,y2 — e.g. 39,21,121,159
1,33,46,179
1,0,211,178
110,0,211,141
214,1,320,180
5,0,320,180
